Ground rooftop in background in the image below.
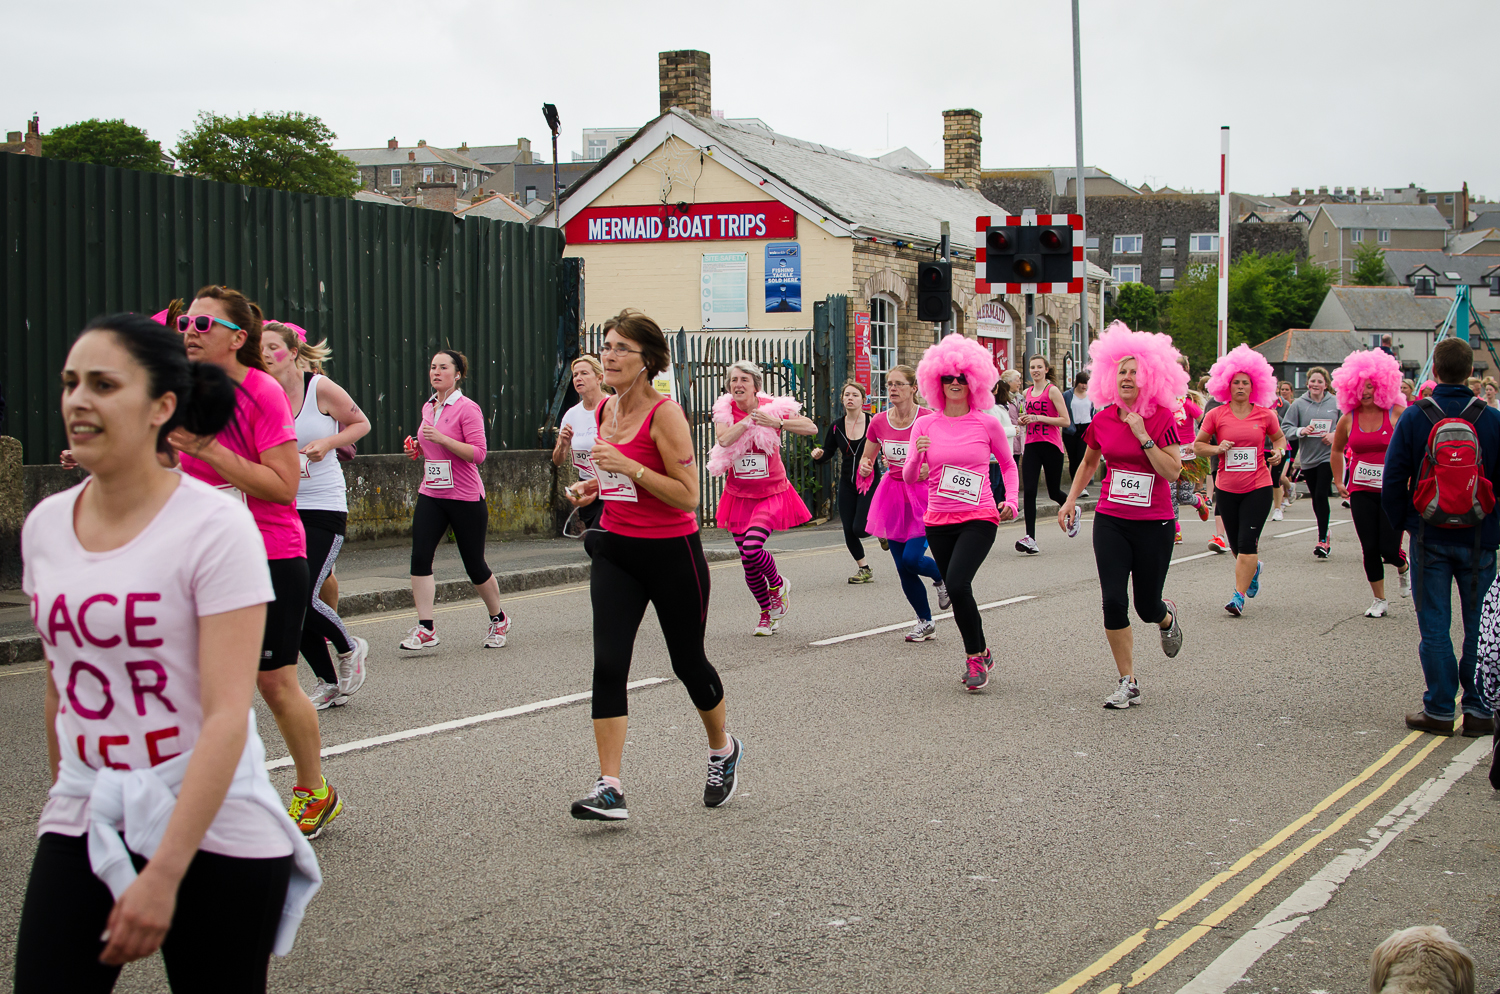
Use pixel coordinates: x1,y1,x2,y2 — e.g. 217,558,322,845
1466,210,1500,232
1383,250,1500,287
978,165,1140,197
843,147,932,171
1447,228,1500,256
1253,328,1370,365
341,140,491,173
1317,285,1453,330
1314,203,1450,230
456,193,534,224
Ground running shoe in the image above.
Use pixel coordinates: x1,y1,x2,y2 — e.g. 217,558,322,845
1103,676,1140,709
1174,524,1182,545
904,619,937,642
288,778,343,839
1247,561,1263,598
1314,539,1330,559
848,565,874,584
878,538,889,551
1159,599,1183,659
1065,513,1080,539
400,625,440,651
1398,568,1412,598
1271,505,1283,521
308,680,345,711
1209,535,1230,555
963,654,990,692
484,614,510,648
1080,490,1091,500
754,611,775,636
1195,496,1210,522
336,636,369,697
1224,591,1245,617
1015,535,1040,555
768,578,791,627
704,737,743,808
570,779,628,821
1341,498,1351,509
935,580,951,610
1365,598,1389,618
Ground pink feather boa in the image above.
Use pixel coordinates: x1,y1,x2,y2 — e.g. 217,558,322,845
708,392,803,477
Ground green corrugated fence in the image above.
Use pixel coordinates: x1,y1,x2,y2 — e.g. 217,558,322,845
2,152,568,461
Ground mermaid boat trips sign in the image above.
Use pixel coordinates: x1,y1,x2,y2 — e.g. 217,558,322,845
566,201,797,244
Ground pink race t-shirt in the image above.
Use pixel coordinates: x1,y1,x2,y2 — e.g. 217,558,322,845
902,410,1019,525
1199,404,1283,493
22,474,293,859
416,389,489,502
178,367,305,560
1083,405,1182,521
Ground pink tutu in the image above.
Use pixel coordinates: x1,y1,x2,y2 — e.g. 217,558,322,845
865,474,928,543
716,485,812,533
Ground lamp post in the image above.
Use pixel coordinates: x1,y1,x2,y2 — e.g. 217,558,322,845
542,103,561,226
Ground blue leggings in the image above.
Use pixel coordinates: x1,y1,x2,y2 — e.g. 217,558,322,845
887,537,944,621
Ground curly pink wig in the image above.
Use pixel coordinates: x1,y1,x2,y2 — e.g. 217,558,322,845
1331,348,1403,413
915,334,999,411
1086,321,1189,418
1206,344,1277,407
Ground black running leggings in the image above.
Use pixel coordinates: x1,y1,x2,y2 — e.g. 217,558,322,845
1216,485,1275,556
261,557,309,672
14,832,292,994
1301,463,1333,541
410,493,493,584
925,519,998,654
1092,512,1175,630
300,510,353,685
1022,443,1068,538
1350,491,1405,583
590,530,725,720
838,476,877,563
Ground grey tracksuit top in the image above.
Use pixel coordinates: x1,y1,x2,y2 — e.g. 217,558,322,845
1281,393,1341,469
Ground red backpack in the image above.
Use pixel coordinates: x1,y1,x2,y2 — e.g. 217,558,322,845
1413,397,1495,527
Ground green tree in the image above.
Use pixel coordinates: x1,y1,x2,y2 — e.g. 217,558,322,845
175,111,359,197
1349,241,1392,286
1111,282,1160,332
43,118,171,173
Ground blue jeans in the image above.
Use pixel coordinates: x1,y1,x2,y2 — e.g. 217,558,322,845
1414,540,1497,720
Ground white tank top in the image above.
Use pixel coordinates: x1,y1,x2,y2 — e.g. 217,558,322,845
294,374,348,512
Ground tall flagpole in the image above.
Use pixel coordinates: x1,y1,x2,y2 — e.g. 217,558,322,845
1217,126,1230,357
1072,0,1088,350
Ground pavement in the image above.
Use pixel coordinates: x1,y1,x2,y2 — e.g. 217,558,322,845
1,496,1495,993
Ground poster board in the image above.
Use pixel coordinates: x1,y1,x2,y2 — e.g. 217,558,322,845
701,252,748,329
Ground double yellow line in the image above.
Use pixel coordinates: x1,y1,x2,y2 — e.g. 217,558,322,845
1045,729,1448,994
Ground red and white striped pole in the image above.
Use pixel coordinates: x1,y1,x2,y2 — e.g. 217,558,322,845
1217,126,1230,358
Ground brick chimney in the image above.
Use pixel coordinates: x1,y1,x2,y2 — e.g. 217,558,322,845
417,139,426,147
659,50,712,118
24,114,41,156
6,132,19,144
408,151,416,162
415,182,458,213
942,109,982,189
388,137,399,150
517,138,532,164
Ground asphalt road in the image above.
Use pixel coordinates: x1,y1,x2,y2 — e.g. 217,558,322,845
0,505,1495,994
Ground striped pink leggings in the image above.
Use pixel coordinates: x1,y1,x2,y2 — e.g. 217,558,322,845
733,503,784,611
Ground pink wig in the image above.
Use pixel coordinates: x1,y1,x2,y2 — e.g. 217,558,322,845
1418,379,1436,398
1205,344,1277,407
1086,320,1188,418
915,334,999,411
1331,348,1403,413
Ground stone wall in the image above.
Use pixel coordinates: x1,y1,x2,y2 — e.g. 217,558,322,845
1232,221,1308,261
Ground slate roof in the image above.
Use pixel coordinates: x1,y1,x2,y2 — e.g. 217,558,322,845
1316,204,1449,230
456,193,533,223
341,144,491,173
1324,286,1452,330
1447,228,1500,256
1383,250,1500,285
1254,328,1370,365
353,189,406,206
1467,210,1500,232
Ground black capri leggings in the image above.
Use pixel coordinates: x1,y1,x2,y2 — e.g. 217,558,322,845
1350,491,1405,583
14,832,292,994
261,557,309,672
300,510,353,685
925,519,998,655
1022,443,1068,538
1216,486,1275,556
1301,463,1333,541
410,493,493,585
838,476,878,563
590,530,725,720
1092,512,1175,630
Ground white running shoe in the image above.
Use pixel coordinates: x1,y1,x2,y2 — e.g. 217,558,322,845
904,620,937,642
400,625,441,651
768,578,790,628
1015,535,1040,555
308,680,346,710
1365,598,1389,618
754,611,775,636
934,580,951,610
1271,506,1283,521
1103,676,1141,709
337,636,369,697
484,614,510,648
1398,569,1411,598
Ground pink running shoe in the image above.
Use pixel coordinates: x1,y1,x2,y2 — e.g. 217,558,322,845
963,654,990,693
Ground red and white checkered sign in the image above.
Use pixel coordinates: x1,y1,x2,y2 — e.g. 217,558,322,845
974,213,1085,295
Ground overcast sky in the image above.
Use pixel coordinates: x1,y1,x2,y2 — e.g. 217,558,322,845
8,0,1497,202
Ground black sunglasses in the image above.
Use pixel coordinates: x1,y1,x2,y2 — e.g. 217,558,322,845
940,374,968,386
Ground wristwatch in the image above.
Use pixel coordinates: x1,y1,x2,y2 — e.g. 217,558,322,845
634,465,646,481
1139,438,1156,450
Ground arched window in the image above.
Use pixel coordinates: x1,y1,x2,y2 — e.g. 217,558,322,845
1032,316,1053,361
1071,320,1088,367
868,294,898,407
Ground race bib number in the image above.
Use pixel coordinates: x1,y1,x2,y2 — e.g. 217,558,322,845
214,483,247,505
298,453,312,479
1224,446,1257,473
1308,419,1333,437
597,469,638,503
936,465,982,505
1108,469,1156,508
734,453,769,479
1353,461,1384,487
571,449,595,479
881,440,909,466
425,459,454,489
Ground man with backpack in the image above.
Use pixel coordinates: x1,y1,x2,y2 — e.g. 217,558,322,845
1382,337,1499,738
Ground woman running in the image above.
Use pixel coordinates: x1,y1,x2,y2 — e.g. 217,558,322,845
169,285,340,838
261,324,371,710
400,349,511,651
564,310,739,821
1194,344,1288,617
553,354,610,556
906,336,1019,692
1330,349,1411,618
709,360,816,636
859,364,948,642
1281,366,1340,559
812,380,881,583
1058,322,1187,709
1016,353,1071,555
17,313,319,993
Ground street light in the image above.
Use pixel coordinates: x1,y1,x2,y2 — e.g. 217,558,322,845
542,103,561,225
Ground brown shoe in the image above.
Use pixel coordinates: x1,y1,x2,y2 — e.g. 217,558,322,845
1405,710,1456,736
1460,714,1496,738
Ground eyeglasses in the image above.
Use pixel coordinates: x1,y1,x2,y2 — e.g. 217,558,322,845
600,344,642,357
940,374,968,386
177,314,242,334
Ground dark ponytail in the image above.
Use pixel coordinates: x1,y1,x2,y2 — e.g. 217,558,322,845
82,313,239,451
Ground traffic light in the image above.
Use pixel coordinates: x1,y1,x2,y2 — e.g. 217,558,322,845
917,261,952,323
983,222,1075,287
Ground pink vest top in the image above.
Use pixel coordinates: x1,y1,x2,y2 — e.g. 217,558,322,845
1024,385,1064,451
1346,408,1394,494
595,398,699,539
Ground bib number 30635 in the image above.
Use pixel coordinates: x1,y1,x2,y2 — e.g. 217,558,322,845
936,465,982,505
1353,461,1384,487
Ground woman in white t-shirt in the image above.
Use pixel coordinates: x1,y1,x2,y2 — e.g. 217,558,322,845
551,354,610,555
16,313,319,993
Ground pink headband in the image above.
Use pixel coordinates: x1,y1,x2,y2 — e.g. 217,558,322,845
271,320,308,343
